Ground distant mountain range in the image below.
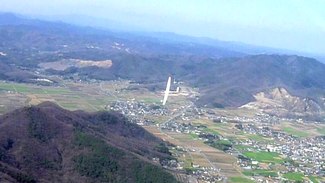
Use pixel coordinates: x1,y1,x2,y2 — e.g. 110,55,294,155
0,102,177,183
0,13,325,120
29,13,325,63
1,12,325,59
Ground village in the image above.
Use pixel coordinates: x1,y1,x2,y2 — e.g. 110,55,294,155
235,124,324,177
109,98,325,182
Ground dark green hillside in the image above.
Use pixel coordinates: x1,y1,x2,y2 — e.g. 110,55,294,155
0,102,178,183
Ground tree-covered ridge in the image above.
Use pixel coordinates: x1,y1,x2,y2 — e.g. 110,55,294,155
0,102,178,183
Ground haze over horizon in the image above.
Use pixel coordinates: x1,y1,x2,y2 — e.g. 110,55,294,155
1,0,325,55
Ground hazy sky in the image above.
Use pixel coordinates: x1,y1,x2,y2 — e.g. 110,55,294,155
1,0,325,54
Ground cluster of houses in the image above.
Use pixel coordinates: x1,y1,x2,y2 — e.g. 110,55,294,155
109,100,169,125
235,123,325,179
107,97,324,182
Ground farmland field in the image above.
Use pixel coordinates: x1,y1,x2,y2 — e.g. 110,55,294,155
0,80,119,114
283,172,305,182
317,127,325,135
243,169,278,177
283,127,309,137
229,176,254,183
309,176,320,183
243,151,283,164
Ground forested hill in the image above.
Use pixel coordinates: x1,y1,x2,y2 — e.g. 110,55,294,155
0,102,178,183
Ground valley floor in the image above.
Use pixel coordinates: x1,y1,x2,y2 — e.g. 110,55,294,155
0,78,324,183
